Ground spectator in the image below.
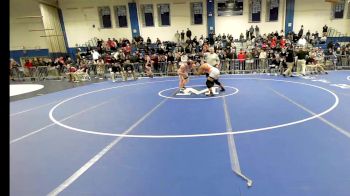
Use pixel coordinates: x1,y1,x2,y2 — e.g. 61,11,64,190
186,28,192,40
95,57,105,79
147,37,151,45
298,25,304,38
297,36,307,47
175,30,180,43
249,25,254,38
305,30,311,42
320,35,327,44
10,59,20,81
322,24,328,36
66,64,77,82
255,25,260,37
92,50,101,63
246,29,250,40
181,30,185,43
156,38,161,46
239,33,244,42
205,47,220,67
237,49,246,70
76,48,82,65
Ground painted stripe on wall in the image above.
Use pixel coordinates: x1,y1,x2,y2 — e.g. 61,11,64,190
207,0,215,36
128,3,140,38
58,8,70,52
285,0,295,35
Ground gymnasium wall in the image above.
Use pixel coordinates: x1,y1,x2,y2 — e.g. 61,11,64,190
10,0,48,51
136,0,207,43
215,0,286,38
59,0,132,47
10,0,350,59
294,0,350,35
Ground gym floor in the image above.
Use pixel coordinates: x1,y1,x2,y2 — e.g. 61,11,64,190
10,71,350,196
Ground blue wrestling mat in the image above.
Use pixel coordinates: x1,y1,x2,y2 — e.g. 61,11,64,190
10,71,350,196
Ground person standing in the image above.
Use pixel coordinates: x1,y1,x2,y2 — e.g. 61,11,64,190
296,47,308,76
255,25,260,37
249,25,254,39
186,28,192,41
144,54,153,78
298,25,304,39
283,45,295,77
180,30,185,43
175,30,180,44
322,25,328,37
205,47,220,68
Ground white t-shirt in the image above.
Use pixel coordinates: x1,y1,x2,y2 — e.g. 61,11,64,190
297,38,307,46
259,51,267,59
92,51,100,60
180,55,188,62
206,53,220,67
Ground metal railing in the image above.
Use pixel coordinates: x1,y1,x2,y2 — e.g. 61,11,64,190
10,54,350,82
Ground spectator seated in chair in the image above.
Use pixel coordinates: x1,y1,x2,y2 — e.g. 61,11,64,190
66,64,78,82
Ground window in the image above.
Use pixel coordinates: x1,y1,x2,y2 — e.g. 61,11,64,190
332,0,345,19
98,6,112,28
266,0,279,21
141,4,154,27
157,4,170,26
191,2,203,25
114,5,128,28
249,0,261,22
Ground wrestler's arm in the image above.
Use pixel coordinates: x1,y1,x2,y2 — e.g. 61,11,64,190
194,66,203,75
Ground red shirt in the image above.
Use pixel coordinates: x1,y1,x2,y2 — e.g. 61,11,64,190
107,40,113,47
280,39,286,48
110,41,116,48
270,41,276,48
24,62,33,68
237,53,246,62
69,67,77,72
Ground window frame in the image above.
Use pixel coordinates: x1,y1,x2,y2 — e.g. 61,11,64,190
191,2,203,25
98,6,112,29
331,0,345,19
265,0,279,22
140,4,155,27
113,5,128,28
248,0,262,23
157,4,171,27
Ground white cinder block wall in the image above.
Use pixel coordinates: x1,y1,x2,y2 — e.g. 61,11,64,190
10,0,350,50
59,0,133,47
215,0,286,39
136,0,207,42
10,0,48,50
294,0,350,35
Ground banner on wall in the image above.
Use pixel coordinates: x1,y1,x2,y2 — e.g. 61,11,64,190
99,7,110,15
116,6,126,16
252,0,261,14
160,4,169,14
268,0,279,21
193,3,203,14
334,1,345,18
270,0,279,9
144,4,153,13
217,0,243,16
